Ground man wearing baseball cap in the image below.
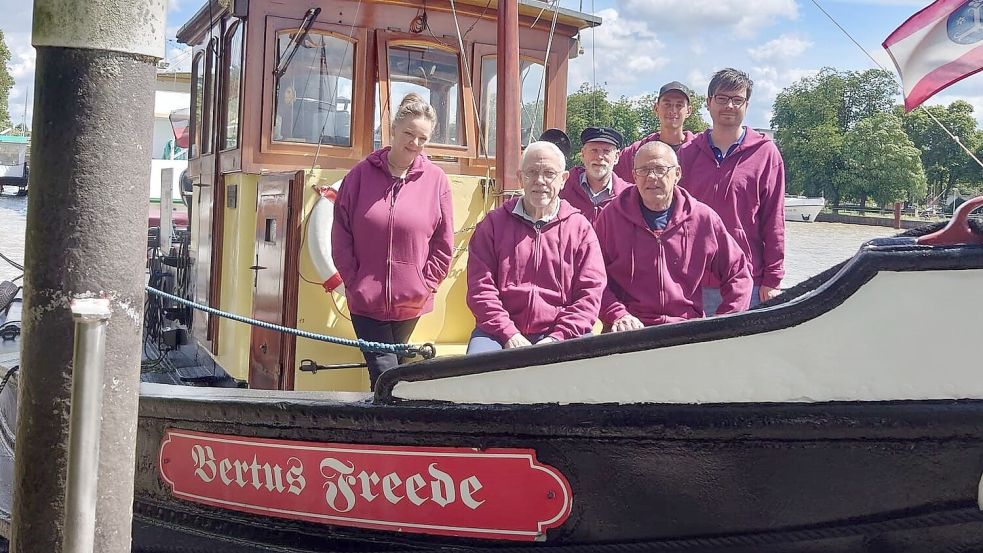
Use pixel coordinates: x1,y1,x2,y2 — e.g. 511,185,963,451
560,126,632,225
614,81,696,182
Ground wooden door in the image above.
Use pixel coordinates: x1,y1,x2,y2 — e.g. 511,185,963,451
248,171,302,389
192,165,220,352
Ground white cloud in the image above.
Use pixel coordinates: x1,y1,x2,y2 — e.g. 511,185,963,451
2,24,36,129
748,34,813,62
568,9,668,91
617,0,799,38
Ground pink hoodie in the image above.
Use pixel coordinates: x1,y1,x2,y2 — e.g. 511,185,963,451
467,198,606,343
594,186,752,325
613,130,697,182
676,128,786,289
559,166,632,225
331,147,454,321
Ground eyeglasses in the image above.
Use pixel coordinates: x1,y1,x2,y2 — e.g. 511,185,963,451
633,165,677,178
521,170,561,183
712,94,747,107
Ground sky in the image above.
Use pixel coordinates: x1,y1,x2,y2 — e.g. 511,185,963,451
2,0,982,131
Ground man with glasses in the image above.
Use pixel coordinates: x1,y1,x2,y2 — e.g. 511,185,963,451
677,68,786,314
560,127,631,225
614,81,697,182
596,141,751,331
466,141,606,352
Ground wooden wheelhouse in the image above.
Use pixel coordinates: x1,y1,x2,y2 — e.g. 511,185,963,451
175,0,599,391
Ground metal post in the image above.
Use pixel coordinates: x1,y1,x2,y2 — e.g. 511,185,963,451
62,298,111,553
496,0,521,197
161,167,174,254
11,2,166,553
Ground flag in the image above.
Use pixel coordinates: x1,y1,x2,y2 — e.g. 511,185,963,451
883,0,983,111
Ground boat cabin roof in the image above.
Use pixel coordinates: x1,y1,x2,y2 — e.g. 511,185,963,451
177,0,600,43
175,0,598,177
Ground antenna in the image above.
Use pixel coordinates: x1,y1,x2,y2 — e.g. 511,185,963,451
22,86,29,135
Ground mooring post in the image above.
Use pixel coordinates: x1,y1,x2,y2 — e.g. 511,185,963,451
894,201,903,229
11,2,166,553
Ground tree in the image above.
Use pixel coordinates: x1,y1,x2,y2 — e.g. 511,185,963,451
841,113,927,209
564,83,709,166
771,68,899,206
0,30,13,130
897,101,983,207
564,84,615,166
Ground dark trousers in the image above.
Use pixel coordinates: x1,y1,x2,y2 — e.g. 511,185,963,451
350,314,420,389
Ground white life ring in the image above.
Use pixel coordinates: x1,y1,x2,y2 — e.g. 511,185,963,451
307,181,346,295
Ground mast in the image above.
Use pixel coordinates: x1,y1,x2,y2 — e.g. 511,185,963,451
496,0,521,195
11,1,166,552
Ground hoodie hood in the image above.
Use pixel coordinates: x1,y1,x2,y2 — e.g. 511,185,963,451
694,126,772,160
367,147,429,181
611,184,696,233
503,196,583,225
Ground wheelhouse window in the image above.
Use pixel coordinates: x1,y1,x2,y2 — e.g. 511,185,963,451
386,44,463,146
272,30,355,146
202,37,218,155
479,57,545,157
191,52,204,159
222,22,244,151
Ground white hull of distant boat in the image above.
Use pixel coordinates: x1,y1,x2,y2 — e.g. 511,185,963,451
785,196,825,222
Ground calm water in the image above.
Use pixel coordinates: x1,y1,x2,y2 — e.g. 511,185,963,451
0,193,896,288
0,193,27,283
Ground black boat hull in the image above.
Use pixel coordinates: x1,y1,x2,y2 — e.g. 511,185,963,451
132,385,983,552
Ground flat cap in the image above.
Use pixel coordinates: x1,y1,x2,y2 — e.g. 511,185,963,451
580,126,624,149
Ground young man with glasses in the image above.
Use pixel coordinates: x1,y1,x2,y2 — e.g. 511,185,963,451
595,141,751,331
560,127,632,225
677,68,786,314
614,81,697,182
465,141,606,352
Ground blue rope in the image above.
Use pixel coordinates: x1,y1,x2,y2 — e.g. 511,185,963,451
145,286,431,357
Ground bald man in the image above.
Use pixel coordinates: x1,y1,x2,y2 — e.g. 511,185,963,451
595,141,751,331
466,141,606,352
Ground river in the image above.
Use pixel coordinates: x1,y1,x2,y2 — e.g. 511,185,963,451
1,192,897,288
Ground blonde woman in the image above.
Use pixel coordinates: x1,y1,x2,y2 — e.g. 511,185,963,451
332,93,454,388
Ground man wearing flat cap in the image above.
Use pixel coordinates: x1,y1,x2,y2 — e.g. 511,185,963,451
614,81,696,182
560,126,632,225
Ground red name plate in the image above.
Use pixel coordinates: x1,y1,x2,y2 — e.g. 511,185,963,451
158,429,573,541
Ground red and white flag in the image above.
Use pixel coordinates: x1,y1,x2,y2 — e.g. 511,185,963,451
883,0,983,111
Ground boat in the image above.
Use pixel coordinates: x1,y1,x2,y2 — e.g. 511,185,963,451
0,135,29,196
785,195,825,223
3,0,983,551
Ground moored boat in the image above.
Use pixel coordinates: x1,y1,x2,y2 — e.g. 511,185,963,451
0,135,29,197
785,195,825,223
3,0,983,551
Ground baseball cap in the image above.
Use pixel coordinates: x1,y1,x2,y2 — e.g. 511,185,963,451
580,127,624,149
658,81,691,103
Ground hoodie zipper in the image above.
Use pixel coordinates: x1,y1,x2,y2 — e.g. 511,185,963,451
654,230,664,315
385,177,401,318
521,221,545,334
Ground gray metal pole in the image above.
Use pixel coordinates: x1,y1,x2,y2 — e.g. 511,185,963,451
11,2,166,553
63,298,111,553
161,167,174,254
